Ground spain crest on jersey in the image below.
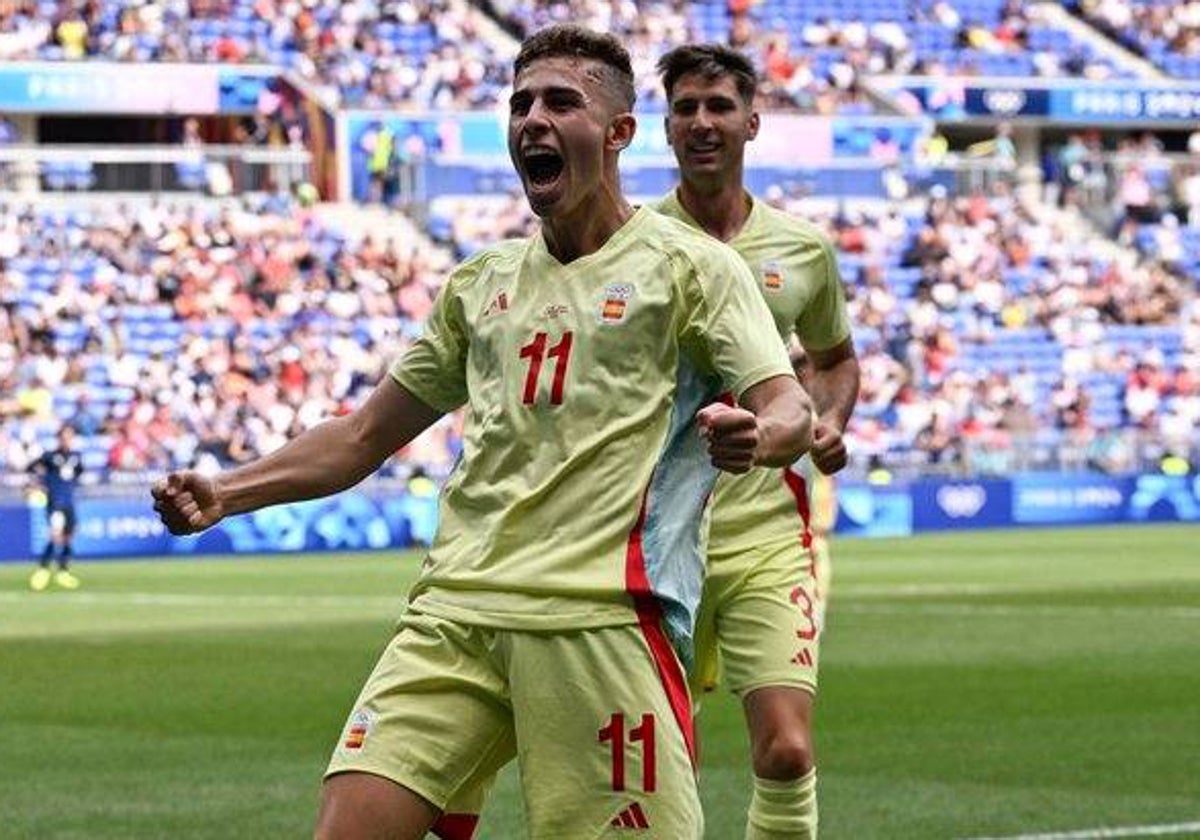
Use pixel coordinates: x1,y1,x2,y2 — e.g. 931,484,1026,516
597,282,634,325
342,708,375,751
761,260,786,292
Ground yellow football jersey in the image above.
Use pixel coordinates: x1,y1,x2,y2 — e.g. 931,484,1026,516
391,206,793,655
653,190,850,556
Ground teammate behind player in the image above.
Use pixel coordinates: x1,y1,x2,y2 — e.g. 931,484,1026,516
153,26,814,840
655,44,861,839
29,424,83,591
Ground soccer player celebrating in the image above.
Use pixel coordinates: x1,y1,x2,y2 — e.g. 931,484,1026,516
654,44,861,839
152,26,814,840
29,424,83,591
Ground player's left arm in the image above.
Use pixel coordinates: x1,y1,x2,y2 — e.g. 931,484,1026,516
804,338,860,475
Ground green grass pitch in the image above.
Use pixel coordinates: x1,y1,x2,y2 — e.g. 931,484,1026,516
2,524,1198,839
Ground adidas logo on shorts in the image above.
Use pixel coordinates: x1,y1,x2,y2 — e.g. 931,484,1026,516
609,801,650,830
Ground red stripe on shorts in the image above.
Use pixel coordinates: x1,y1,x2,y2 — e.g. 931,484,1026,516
431,813,479,840
624,487,697,767
782,468,813,550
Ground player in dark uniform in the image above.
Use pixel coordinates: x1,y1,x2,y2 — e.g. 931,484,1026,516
29,425,82,591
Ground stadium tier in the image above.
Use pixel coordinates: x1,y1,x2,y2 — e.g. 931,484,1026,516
0,197,459,483
3,179,1197,489
0,0,1168,110
1071,0,1200,79
1,0,1199,527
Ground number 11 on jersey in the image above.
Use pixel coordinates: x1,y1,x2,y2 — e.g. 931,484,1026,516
519,331,573,405
598,712,656,793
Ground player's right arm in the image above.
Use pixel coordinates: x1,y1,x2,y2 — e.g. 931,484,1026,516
152,251,482,536
152,378,443,535
794,227,859,475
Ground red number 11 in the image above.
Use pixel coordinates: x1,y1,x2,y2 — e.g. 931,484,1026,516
598,712,656,792
519,331,573,405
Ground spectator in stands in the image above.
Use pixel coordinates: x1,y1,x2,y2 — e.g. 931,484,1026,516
1174,163,1200,226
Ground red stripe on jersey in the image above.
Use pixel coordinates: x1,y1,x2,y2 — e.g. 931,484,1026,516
629,802,650,828
624,488,697,767
431,813,480,840
782,469,814,551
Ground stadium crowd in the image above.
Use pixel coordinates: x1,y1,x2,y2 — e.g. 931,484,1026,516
3,1,1200,484
0,0,1157,111
430,176,1199,478
1073,0,1200,78
0,196,461,486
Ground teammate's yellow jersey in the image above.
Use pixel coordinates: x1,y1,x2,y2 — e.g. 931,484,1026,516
653,190,850,556
392,206,793,655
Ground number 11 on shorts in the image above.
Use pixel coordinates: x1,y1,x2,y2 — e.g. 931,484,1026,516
598,712,656,792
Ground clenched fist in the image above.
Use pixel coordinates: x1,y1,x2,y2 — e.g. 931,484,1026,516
810,420,848,475
151,471,224,535
696,402,759,474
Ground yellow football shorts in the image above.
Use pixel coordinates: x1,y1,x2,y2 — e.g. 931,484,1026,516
327,609,702,839
691,536,826,698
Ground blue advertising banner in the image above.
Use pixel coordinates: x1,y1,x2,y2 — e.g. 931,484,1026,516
899,79,1200,123
5,472,1193,562
911,478,1013,531
1,488,437,562
1011,474,1132,525
1128,474,1200,522
1049,87,1200,122
834,484,913,538
0,63,275,114
0,501,33,561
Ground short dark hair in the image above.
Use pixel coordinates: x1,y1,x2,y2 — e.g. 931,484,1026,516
514,24,636,111
656,43,758,106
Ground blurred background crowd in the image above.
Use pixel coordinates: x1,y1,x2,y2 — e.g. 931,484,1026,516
1,0,1198,490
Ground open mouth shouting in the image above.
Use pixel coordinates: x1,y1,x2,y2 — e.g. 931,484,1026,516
523,145,564,185
520,145,566,210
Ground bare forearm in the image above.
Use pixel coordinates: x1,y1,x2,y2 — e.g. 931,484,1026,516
217,378,442,517
743,375,815,468
216,414,386,517
809,356,860,431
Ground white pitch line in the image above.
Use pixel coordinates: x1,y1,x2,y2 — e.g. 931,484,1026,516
0,591,400,609
845,582,1033,597
961,820,1200,839
839,602,1200,619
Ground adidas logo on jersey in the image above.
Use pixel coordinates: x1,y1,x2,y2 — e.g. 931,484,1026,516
609,802,650,830
482,291,510,318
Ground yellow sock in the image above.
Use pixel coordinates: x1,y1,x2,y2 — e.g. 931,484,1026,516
745,769,817,839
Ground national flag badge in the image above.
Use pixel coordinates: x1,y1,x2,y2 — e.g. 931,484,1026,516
761,261,786,291
597,282,634,325
342,708,375,751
